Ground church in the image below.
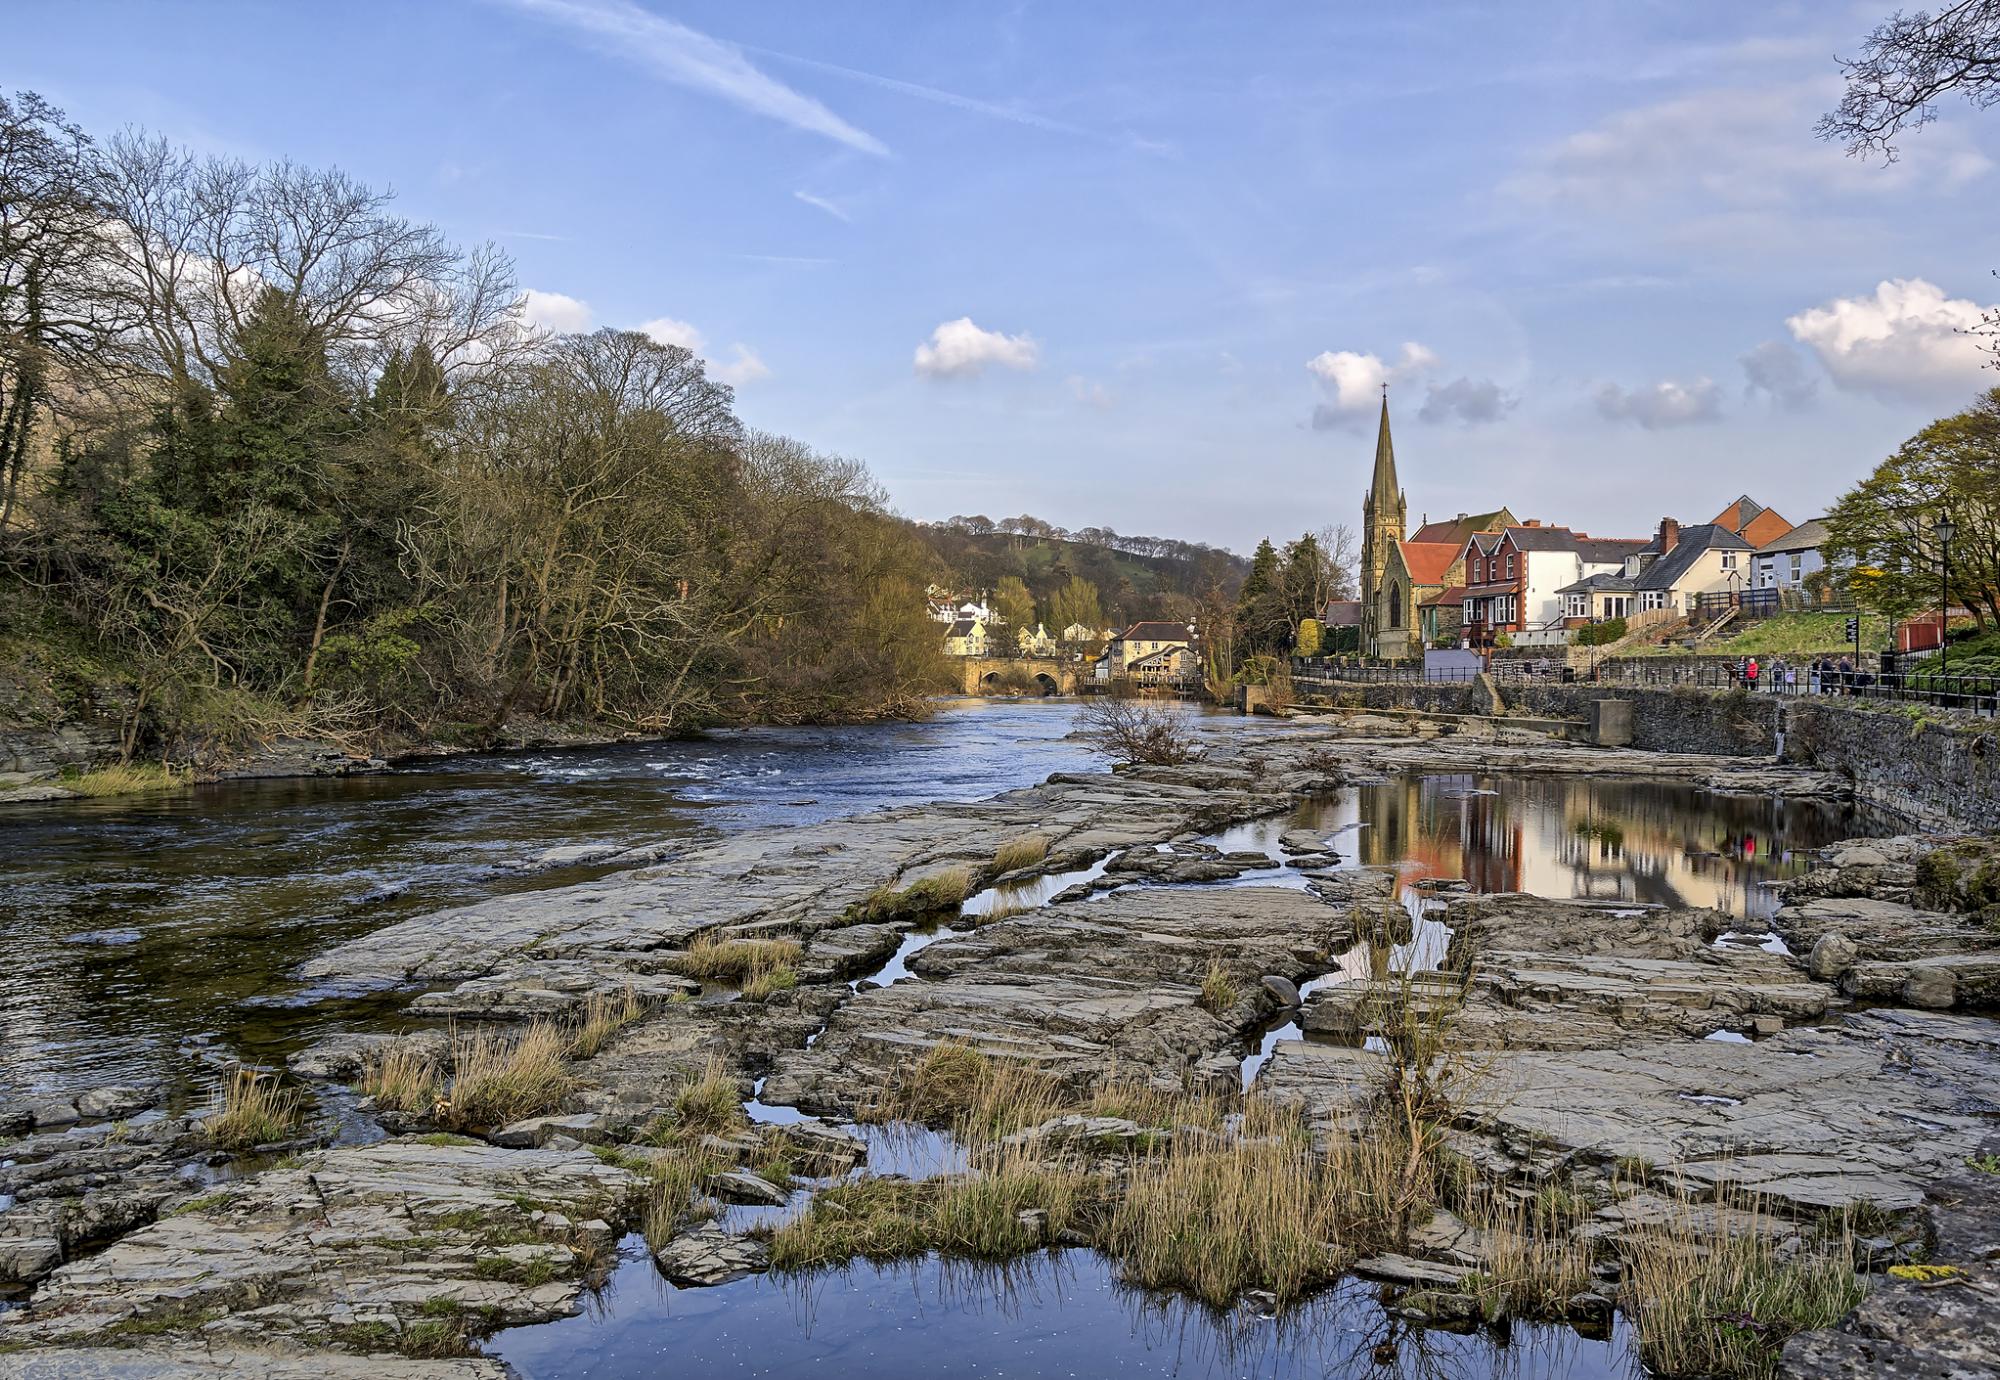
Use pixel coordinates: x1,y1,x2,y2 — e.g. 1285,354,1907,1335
1358,394,1515,658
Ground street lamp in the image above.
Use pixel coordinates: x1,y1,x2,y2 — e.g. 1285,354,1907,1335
1935,513,1956,676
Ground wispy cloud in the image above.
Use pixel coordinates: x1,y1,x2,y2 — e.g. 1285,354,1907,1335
494,0,888,156
749,43,1095,140
495,228,569,242
793,189,850,222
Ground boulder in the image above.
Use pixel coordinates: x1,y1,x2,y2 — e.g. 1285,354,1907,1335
1806,933,1857,982
653,1225,769,1287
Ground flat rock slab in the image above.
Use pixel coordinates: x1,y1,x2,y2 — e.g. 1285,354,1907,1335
762,886,1352,1115
655,1225,771,1287
0,1139,641,1356
0,1350,507,1379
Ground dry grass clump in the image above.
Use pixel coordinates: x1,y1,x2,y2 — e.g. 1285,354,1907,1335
641,1057,746,1144
440,1022,575,1129
1197,960,1239,1014
991,835,1051,874
1624,1202,1864,1380
56,762,189,798
202,1068,307,1149
741,964,798,1001
852,867,977,922
767,1149,1096,1271
568,987,646,1058
1453,1186,1600,1319
667,935,802,983
359,1042,447,1115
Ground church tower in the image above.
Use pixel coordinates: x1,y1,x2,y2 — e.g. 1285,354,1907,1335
1359,392,1406,655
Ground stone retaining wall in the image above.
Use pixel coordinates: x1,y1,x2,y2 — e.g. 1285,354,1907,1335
1298,678,1997,829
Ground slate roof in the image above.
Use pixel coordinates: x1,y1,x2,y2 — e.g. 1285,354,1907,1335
1409,509,1510,545
1118,621,1191,642
1632,524,1752,590
1575,538,1648,564
1556,571,1637,595
1420,584,1468,608
1756,517,1828,553
945,619,982,638
1321,599,1363,627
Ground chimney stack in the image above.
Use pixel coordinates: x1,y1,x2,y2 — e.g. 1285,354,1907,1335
1659,518,1680,552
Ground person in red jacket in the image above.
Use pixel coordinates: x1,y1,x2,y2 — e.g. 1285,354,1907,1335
1745,656,1760,690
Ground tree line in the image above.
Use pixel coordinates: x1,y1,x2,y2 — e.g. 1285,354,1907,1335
0,90,948,761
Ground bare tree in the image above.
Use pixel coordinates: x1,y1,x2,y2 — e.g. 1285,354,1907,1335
1820,2,2000,159
93,132,519,394
0,91,131,537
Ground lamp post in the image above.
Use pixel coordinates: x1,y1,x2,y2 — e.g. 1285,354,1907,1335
1935,513,1956,677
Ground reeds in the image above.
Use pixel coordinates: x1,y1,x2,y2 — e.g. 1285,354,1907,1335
643,1056,745,1143
1624,1201,1864,1380
666,935,802,983
851,867,975,922
55,762,188,798
438,1022,575,1130
1197,959,1239,1014
359,1042,445,1115
991,835,1051,874
568,987,646,1058
202,1068,307,1149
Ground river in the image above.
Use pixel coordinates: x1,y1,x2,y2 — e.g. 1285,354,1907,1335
0,700,1886,1376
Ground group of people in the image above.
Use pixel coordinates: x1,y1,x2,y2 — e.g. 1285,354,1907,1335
1735,655,1861,694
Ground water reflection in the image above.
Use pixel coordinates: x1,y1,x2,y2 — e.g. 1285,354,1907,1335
492,1246,1630,1380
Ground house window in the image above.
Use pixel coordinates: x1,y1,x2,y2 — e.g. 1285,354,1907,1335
1472,558,1483,583
1505,554,1515,579
1463,599,1476,621
1721,552,1737,570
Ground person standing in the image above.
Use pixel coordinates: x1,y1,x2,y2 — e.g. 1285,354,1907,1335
1746,656,1760,691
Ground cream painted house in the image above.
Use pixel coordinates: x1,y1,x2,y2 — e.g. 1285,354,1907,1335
943,617,989,657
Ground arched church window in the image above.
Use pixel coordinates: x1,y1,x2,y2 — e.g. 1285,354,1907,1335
1389,583,1403,629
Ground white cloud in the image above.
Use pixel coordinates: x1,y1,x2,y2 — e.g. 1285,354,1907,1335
1740,340,1818,411
1594,377,1722,430
638,316,705,351
519,288,593,334
1066,375,1112,409
793,189,850,222
1305,342,1436,429
495,0,888,156
1509,81,1990,224
1785,278,1995,403
711,344,770,387
1419,376,1516,426
913,317,1040,378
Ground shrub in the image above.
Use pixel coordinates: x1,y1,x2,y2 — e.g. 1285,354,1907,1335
1574,618,1627,647
1074,696,1203,766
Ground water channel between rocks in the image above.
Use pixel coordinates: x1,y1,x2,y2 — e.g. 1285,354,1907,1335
1,702,1883,1377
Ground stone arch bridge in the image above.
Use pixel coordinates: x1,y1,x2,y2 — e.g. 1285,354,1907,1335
957,656,1088,696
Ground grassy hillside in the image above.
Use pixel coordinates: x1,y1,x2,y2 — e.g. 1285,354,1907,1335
1710,612,1889,657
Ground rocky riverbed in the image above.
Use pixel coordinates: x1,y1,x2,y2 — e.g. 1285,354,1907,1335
2,716,1993,1379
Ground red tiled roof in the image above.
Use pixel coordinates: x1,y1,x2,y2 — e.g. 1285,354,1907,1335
1399,540,1460,586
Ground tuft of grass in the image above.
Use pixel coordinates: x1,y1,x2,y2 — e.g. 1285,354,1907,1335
202,1068,306,1150
1197,959,1239,1015
1625,1201,1865,1380
741,964,798,1001
641,1057,746,1145
54,762,189,798
1967,1152,2000,1175
667,935,802,985
360,1042,446,1116
992,835,1051,874
439,1022,575,1130
850,867,975,922
568,987,646,1058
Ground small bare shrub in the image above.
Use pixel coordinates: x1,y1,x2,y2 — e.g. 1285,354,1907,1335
1074,696,1202,767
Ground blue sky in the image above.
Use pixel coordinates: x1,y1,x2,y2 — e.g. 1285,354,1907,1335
12,1,1999,552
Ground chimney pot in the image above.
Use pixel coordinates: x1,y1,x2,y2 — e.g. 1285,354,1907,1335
1659,518,1681,552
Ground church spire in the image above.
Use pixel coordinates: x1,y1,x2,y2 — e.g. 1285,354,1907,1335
1370,387,1398,503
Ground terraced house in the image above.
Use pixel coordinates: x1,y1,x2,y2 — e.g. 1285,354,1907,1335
1459,526,1646,648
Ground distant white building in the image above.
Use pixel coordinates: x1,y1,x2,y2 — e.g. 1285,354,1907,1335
1753,518,1828,594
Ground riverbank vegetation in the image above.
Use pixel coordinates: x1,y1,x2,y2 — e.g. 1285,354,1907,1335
0,90,951,769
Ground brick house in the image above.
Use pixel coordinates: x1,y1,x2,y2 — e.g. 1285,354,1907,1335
1459,525,1646,647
